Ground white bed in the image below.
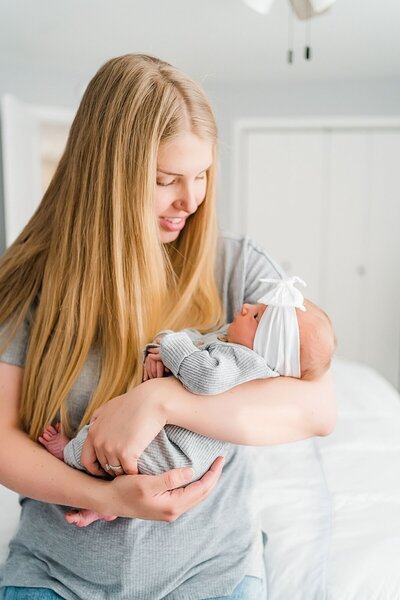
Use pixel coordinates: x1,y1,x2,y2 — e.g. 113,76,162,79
255,357,400,600
1,357,400,599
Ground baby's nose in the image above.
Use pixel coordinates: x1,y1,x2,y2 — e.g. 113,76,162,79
241,303,251,315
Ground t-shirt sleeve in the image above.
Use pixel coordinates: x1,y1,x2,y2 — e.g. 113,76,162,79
244,237,287,304
0,315,31,368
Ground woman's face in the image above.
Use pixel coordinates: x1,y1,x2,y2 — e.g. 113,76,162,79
155,131,213,243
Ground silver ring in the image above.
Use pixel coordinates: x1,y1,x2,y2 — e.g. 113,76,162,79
105,463,123,472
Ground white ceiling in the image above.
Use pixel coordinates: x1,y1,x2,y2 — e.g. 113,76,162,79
1,0,400,85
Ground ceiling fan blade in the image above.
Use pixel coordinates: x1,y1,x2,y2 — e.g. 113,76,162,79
289,0,336,20
242,0,276,15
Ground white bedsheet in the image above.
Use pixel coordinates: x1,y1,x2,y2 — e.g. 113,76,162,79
255,357,400,600
1,358,399,598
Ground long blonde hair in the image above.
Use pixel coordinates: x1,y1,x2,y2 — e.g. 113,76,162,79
0,54,225,440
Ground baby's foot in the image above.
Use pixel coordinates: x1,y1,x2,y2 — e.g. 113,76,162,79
38,422,69,460
64,509,117,527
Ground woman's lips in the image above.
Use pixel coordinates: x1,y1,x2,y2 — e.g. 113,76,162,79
159,217,186,232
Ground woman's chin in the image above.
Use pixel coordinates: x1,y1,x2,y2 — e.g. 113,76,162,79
159,229,182,244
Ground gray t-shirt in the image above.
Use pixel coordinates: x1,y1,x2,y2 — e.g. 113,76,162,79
0,232,283,600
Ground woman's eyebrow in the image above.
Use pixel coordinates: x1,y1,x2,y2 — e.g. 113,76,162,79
157,169,183,176
157,164,212,177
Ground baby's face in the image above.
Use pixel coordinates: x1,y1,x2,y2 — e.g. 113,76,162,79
227,303,267,349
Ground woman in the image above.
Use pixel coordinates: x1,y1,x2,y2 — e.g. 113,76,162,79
0,54,335,599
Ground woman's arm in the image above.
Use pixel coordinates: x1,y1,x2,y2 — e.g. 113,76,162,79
165,369,336,445
0,362,224,522
82,370,336,476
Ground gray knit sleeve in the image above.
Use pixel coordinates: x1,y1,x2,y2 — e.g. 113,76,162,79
159,332,278,395
63,424,91,469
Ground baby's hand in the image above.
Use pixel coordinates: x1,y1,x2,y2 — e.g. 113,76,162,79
143,347,170,381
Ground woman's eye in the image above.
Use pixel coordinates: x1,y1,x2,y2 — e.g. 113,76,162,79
157,180,175,187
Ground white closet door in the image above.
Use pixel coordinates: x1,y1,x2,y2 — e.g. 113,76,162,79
243,130,327,306
365,132,400,386
325,130,400,387
324,132,371,368
237,124,400,389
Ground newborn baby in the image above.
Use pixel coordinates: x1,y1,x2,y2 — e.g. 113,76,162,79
144,276,334,386
39,277,335,527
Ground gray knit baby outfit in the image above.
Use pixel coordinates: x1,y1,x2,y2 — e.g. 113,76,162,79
65,325,279,481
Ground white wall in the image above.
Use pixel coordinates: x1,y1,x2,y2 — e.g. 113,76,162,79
206,80,400,226
0,62,83,108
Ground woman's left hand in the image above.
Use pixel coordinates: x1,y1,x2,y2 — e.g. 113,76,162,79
80,379,171,477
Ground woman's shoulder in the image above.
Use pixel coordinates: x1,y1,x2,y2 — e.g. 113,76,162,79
216,230,286,310
217,230,285,278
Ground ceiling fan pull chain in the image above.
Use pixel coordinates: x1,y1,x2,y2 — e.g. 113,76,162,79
287,2,294,64
304,2,312,59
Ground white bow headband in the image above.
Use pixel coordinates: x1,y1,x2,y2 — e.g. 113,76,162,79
253,276,306,377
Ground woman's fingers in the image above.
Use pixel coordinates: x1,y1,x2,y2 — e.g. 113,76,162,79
151,456,225,520
80,440,107,476
103,460,125,477
82,440,127,478
175,457,224,507
158,466,195,492
107,457,224,521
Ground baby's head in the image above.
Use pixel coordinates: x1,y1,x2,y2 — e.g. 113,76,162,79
295,299,335,379
227,279,335,379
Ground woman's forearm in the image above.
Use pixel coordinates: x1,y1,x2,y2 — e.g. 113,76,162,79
1,426,225,521
162,370,336,446
0,427,108,510
0,361,224,521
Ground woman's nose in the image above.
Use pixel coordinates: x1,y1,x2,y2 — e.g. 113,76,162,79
174,183,197,213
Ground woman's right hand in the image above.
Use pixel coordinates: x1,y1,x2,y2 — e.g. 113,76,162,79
102,456,224,521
